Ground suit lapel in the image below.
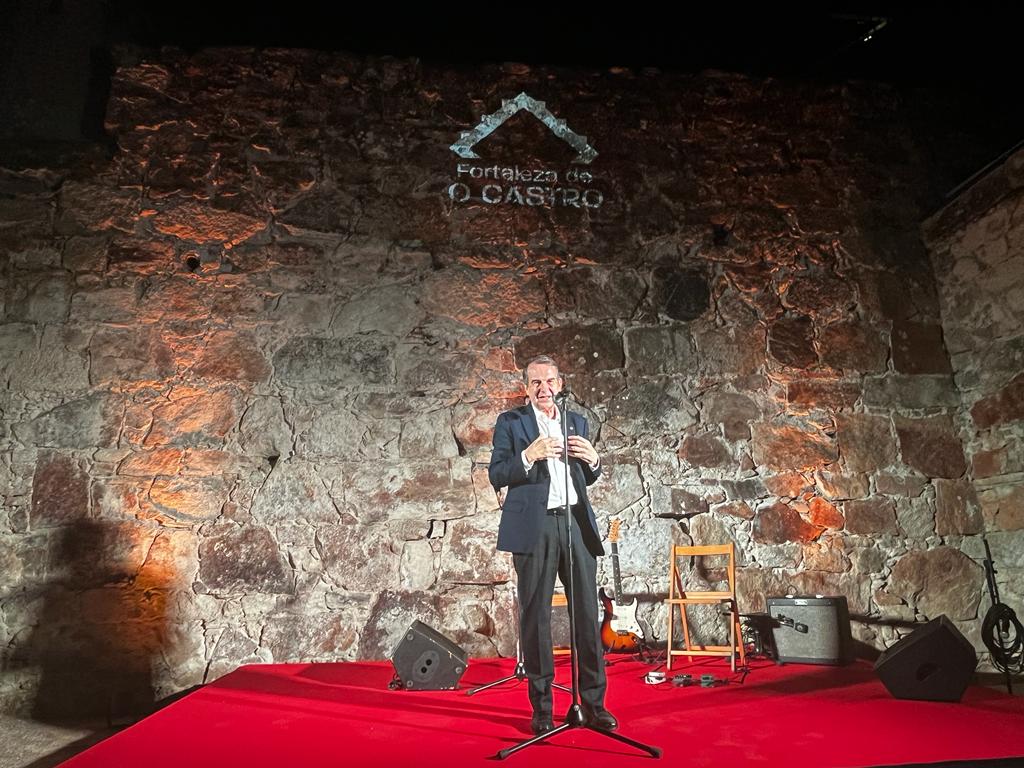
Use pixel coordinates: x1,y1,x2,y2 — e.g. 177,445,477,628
520,404,540,445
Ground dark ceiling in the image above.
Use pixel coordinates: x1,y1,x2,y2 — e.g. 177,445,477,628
1,1,1022,194
98,3,1019,85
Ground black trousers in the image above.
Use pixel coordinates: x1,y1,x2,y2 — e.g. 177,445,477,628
513,505,607,716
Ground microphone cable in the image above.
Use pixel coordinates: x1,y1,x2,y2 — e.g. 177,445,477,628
981,601,1024,675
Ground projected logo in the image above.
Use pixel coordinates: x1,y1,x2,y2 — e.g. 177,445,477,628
447,92,605,209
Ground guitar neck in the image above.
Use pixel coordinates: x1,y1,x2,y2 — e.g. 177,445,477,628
611,542,623,600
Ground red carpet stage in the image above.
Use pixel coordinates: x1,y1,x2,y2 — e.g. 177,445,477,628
63,658,1024,768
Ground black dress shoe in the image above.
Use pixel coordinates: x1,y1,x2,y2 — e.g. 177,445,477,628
581,705,618,731
531,714,555,735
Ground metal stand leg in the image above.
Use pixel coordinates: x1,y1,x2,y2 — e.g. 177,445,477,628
466,640,570,696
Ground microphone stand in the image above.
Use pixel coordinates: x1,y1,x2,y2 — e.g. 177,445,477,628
466,617,570,695
469,489,570,697
495,390,660,760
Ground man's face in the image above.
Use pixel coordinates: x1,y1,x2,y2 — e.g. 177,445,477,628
525,362,562,414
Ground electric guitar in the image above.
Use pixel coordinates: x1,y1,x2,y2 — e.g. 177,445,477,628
599,519,643,653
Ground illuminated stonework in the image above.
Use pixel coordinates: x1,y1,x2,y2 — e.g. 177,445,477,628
0,47,1015,718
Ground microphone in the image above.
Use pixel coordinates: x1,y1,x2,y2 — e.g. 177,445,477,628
555,377,571,403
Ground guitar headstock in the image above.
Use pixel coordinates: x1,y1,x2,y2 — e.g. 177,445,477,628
608,518,621,543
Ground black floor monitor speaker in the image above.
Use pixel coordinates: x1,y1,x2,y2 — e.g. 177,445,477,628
766,595,851,665
390,620,469,690
874,615,977,702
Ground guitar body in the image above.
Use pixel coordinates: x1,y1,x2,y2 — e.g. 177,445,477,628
599,587,643,653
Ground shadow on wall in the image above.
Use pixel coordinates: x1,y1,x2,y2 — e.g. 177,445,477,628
9,519,170,723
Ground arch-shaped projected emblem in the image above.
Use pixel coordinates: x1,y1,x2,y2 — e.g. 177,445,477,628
450,92,597,165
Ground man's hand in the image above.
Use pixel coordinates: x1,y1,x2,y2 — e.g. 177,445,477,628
524,436,564,464
568,435,599,466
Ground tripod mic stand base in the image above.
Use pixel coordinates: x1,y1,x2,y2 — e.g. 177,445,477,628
495,716,662,761
465,661,571,696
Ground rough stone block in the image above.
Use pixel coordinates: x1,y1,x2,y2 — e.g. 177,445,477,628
894,414,967,479
13,393,122,449
624,325,695,376
934,478,984,536
769,313,817,369
552,266,646,320
787,378,861,411
814,471,870,500
238,397,293,460
670,487,710,516
863,375,960,409
700,390,759,441
891,320,953,375
607,377,697,435
843,497,898,534
69,285,142,324
752,501,822,544
250,459,340,526
439,517,512,584
90,326,176,384
807,496,845,528
677,433,732,468
148,476,229,522
62,236,109,272
978,483,1024,532
888,547,983,620
421,268,546,329
192,331,272,384
692,322,765,380
836,413,896,472
262,611,358,662
396,349,480,393
763,472,811,498
274,335,393,386
145,387,239,447
152,201,267,246
7,274,72,323
331,285,425,339
970,372,1024,429
197,525,293,596
398,410,460,459
650,264,710,321
56,181,137,234
400,539,438,591
751,420,838,472
874,473,927,497
784,268,856,323
30,452,90,529
895,496,935,538
453,398,521,455
818,319,889,373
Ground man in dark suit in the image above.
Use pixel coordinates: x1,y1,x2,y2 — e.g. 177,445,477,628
489,354,617,735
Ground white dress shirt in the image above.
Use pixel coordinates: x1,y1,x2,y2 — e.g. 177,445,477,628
522,404,579,510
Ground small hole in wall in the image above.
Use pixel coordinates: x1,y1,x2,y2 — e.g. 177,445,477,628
712,223,732,246
184,253,202,272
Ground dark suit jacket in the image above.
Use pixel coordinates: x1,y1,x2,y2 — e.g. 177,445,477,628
489,404,603,557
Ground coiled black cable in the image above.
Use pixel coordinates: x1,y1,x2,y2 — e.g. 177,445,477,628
981,602,1024,675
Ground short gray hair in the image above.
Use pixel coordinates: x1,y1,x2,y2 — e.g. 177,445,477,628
522,355,560,383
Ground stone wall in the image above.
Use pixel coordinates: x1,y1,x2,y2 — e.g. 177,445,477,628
0,47,1002,717
924,147,1024,634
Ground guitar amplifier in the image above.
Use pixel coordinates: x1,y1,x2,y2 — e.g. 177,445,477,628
766,595,851,665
